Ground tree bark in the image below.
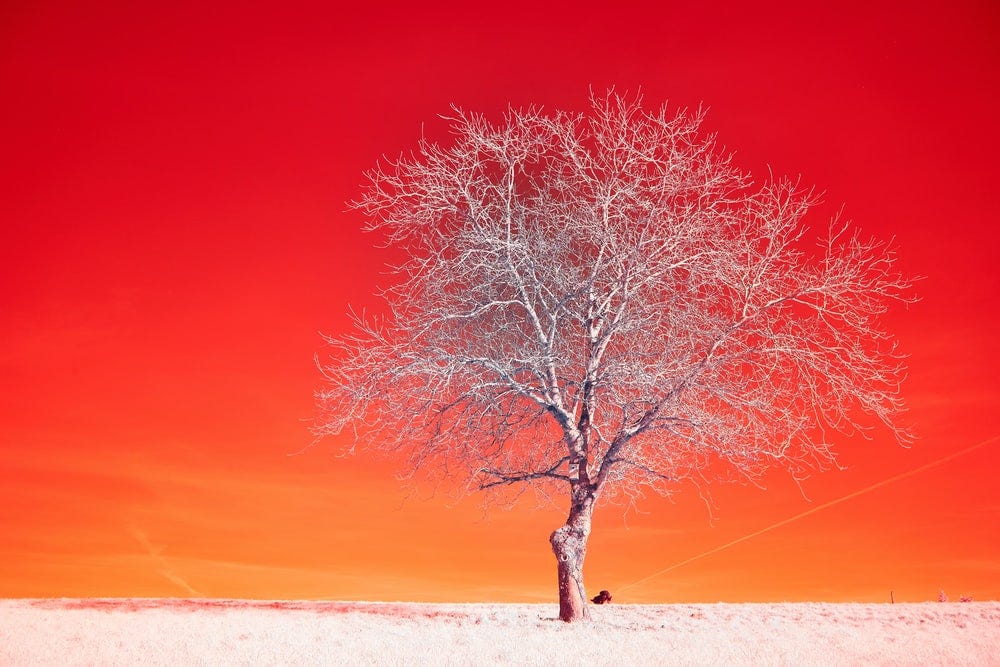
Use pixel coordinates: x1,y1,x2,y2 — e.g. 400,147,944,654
550,491,595,622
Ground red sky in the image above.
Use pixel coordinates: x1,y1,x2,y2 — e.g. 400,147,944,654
2,0,998,603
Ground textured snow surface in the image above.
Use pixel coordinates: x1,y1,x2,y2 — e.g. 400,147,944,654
2,598,998,666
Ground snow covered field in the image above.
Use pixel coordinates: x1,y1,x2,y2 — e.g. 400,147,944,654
2,598,998,666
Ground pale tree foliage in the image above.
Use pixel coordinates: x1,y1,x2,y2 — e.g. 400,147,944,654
315,93,913,621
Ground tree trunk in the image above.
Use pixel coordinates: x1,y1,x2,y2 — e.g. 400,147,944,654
550,492,595,622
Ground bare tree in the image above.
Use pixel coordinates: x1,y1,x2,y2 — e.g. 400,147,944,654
315,93,913,622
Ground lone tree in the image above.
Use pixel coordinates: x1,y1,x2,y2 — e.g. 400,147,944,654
315,94,912,622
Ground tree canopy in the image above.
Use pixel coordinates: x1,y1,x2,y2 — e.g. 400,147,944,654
315,93,912,508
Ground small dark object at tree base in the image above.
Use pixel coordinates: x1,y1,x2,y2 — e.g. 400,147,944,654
591,590,612,605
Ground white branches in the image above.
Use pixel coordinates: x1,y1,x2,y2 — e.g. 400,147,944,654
316,92,914,506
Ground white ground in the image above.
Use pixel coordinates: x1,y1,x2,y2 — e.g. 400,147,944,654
2,599,998,666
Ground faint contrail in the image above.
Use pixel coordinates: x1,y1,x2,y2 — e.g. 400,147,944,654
129,524,201,596
619,434,1000,593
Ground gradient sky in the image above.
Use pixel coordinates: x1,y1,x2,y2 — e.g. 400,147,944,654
2,1,998,603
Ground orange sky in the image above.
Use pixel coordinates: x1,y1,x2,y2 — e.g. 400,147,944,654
2,1,998,603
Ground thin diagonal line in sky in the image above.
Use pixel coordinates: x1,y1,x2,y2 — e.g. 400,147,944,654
619,434,1000,593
